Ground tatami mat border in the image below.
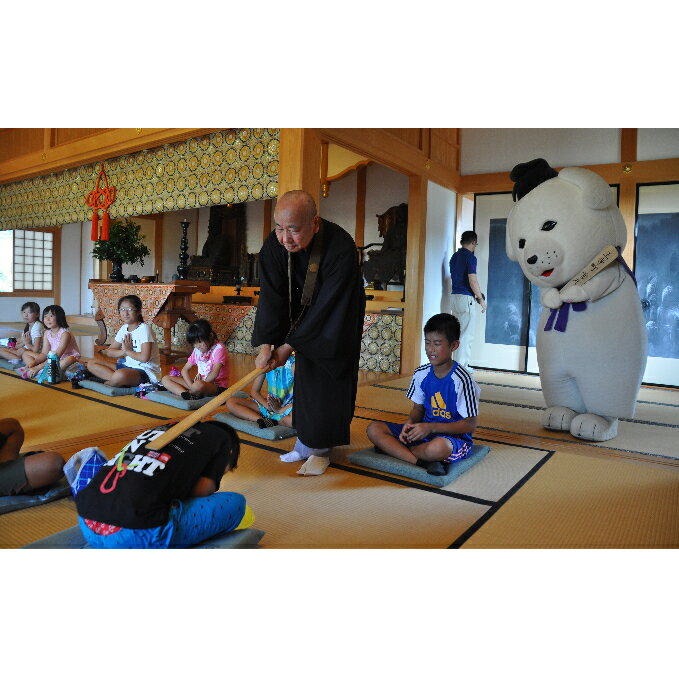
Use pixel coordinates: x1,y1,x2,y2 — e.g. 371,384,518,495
448,450,555,548
241,433,555,547
369,382,679,422
0,371,170,421
356,400,679,462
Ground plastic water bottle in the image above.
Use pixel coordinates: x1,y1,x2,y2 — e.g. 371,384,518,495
46,352,61,384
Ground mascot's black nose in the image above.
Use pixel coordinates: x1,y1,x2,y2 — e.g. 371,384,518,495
527,255,538,265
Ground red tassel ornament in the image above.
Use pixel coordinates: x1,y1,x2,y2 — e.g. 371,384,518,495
85,162,117,241
101,211,110,241
91,210,99,240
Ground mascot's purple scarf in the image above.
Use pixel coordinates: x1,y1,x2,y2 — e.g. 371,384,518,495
543,247,636,333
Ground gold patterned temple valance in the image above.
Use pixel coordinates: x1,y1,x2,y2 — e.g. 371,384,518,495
0,128,279,230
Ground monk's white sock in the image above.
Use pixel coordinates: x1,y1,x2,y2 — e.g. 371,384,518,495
297,455,330,476
279,449,307,463
280,438,313,463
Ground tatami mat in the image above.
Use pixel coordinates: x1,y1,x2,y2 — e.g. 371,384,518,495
359,374,679,460
3,364,679,549
460,451,679,548
0,370,174,451
0,414,551,548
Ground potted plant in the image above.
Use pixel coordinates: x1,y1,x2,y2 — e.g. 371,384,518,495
92,217,151,282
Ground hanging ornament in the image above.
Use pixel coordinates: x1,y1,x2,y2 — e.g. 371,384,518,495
85,162,117,241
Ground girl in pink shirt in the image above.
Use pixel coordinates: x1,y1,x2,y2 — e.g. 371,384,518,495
22,305,80,379
161,319,229,400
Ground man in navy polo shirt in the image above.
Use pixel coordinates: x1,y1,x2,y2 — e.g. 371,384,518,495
449,231,486,373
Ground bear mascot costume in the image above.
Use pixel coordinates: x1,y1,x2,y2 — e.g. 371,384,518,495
506,158,647,442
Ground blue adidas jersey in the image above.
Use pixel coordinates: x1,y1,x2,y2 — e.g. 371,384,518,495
406,362,480,443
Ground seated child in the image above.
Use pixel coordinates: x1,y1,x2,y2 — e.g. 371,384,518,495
85,294,161,387
74,421,253,548
226,354,295,430
21,305,80,379
0,418,65,496
0,302,44,364
366,313,480,476
161,319,229,400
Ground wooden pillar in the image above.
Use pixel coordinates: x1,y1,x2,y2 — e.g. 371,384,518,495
400,174,428,377
263,199,272,239
278,129,321,207
619,129,638,266
355,164,367,247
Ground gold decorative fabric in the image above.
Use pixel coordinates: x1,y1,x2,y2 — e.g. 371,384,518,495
0,128,279,230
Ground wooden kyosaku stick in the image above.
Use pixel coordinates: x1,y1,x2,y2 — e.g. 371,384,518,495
145,367,265,451
560,244,619,292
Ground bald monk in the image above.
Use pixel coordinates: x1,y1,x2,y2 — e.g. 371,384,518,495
252,190,366,475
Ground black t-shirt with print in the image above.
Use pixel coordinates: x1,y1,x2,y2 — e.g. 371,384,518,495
75,421,231,529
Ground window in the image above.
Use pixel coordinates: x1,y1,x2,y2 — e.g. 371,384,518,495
0,227,58,296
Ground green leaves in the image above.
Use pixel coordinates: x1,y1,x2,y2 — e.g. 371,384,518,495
92,218,151,266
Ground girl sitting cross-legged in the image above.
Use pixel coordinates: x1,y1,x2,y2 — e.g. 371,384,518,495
85,295,161,387
21,305,80,379
0,301,44,365
161,319,229,400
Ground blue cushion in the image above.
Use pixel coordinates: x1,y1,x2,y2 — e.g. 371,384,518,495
21,526,265,549
0,478,72,515
0,358,22,370
348,444,491,487
213,411,297,441
78,380,137,396
146,390,213,410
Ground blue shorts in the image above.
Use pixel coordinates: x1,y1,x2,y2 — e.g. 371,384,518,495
385,422,472,463
78,491,247,549
116,358,152,383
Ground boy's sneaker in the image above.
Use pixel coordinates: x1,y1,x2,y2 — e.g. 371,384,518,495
426,461,448,476
257,417,277,429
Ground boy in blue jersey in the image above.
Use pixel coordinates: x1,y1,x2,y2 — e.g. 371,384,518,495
366,313,480,475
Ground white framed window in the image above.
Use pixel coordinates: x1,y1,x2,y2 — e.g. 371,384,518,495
0,227,58,296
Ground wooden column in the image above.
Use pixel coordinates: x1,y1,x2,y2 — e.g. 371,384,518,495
263,199,272,239
619,129,638,266
278,129,322,207
355,164,367,247
400,174,428,377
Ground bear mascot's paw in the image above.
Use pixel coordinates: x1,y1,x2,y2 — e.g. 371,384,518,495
570,414,619,442
542,406,577,432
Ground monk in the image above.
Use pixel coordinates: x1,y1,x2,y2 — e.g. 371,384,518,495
252,190,366,475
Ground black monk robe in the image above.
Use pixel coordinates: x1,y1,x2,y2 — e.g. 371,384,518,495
252,219,366,448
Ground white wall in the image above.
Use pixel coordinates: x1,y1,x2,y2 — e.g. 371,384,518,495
637,129,679,161
460,129,621,175
320,163,409,244
364,164,409,246
321,171,358,238
420,181,458,365
60,222,82,315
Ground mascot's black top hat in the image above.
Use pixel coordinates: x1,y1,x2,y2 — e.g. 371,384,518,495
510,158,558,201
